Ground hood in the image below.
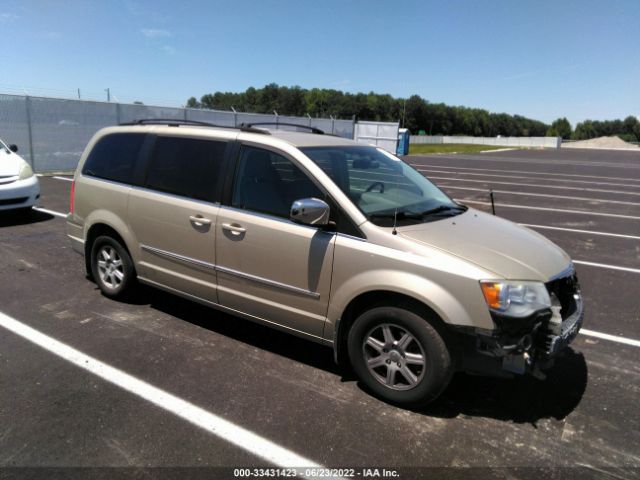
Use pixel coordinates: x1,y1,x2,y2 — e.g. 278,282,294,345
398,208,571,281
0,149,27,177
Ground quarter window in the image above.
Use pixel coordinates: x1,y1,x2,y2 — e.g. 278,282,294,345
82,133,145,184
232,146,323,218
145,136,226,202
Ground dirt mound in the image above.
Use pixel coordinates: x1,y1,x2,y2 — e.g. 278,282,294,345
562,136,640,150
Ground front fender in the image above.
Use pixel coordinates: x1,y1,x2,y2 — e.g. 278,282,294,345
328,270,484,332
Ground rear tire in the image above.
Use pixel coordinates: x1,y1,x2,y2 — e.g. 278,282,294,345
90,235,135,299
347,306,453,408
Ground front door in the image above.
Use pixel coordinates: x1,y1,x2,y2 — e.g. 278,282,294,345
215,145,335,339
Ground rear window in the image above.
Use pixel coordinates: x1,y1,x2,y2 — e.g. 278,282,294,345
82,133,145,184
145,136,226,202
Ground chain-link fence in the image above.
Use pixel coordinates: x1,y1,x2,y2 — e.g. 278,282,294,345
0,94,357,172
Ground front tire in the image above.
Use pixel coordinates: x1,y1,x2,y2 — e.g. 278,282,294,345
347,306,453,408
90,235,135,299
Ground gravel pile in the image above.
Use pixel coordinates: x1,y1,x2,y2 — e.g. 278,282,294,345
562,136,640,150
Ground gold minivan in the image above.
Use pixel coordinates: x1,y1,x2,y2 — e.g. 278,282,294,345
67,120,583,407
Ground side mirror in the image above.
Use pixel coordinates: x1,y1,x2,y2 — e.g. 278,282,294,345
9,144,18,153
290,198,330,226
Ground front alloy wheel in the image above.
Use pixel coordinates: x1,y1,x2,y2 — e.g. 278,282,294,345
363,323,426,390
348,306,454,407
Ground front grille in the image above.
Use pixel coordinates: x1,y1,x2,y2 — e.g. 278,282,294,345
536,270,583,356
0,197,28,206
546,272,580,319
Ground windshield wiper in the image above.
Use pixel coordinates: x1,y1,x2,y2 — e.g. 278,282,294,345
368,211,424,220
420,204,467,216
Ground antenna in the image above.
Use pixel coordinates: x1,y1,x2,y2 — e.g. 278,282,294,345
391,148,402,235
490,189,496,215
392,207,398,235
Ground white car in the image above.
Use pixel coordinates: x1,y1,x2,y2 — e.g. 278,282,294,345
0,138,40,212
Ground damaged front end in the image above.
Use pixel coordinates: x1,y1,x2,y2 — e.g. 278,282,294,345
454,269,584,378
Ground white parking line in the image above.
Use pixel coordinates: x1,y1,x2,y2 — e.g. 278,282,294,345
420,172,640,195
33,207,67,218
53,176,73,182
414,154,640,170
479,148,519,153
573,260,640,274
580,329,640,348
0,311,325,471
443,185,640,206
414,167,640,189
457,199,640,220
520,224,640,241
409,163,640,184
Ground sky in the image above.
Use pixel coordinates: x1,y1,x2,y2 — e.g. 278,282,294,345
0,0,638,126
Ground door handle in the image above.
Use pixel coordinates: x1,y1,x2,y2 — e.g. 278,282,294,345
189,215,212,226
222,223,246,234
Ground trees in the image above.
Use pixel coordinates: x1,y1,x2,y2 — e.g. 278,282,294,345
547,118,572,139
622,115,640,142
572,118,638,141
185,84,635,140
572,120,596,140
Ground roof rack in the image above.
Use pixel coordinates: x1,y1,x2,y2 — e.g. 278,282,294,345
118,118,269,134
239,122,325,135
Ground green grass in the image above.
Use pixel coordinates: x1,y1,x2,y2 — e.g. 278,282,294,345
408,143,512,154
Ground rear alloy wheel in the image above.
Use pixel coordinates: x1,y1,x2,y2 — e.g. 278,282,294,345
348,306,453,407
91,235,135,299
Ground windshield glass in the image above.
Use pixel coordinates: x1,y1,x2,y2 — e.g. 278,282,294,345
301,145,466,226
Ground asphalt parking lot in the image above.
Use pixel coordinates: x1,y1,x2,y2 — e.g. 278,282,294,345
1,148,639,479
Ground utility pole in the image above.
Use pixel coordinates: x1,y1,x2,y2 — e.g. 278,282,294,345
105,88,111,102
77,88,81,100
402,98,406,128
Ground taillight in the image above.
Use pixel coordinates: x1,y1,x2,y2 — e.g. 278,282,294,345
69,179,76,214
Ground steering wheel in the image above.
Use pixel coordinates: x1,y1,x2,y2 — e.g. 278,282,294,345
365,181,385,194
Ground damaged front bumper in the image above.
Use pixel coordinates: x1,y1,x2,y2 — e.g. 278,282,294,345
454,275,584,378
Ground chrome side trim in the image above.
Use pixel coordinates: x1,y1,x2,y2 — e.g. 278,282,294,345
141,244,217,271
137,276,330,345
216,265,321,299
140,244,320,298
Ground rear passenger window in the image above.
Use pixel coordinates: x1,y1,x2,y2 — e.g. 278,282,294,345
82,133,145,184
145,136,226,202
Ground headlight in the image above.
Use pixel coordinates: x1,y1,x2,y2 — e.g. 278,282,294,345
19,164,34,180
480,280,550,318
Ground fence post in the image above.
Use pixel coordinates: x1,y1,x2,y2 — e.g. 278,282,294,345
352,115,357,140
183,108,188,121
24,96,36,170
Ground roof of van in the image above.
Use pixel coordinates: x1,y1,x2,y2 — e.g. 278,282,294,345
108,123,360,149
267,129,359,147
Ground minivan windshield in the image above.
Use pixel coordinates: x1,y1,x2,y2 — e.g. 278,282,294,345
301,145,466,226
